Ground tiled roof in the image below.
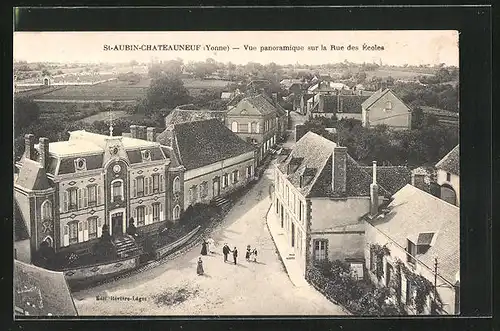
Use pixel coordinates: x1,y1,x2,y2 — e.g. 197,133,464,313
435,144,460,176
57,154,104,175
278,132,391,198
15,159,51,191
361,166,412,196
14,260,78,316
242,94,279,116
313,95,370,114
14,200,30,241
164,108,227,127
367,184,459,284
169,119,255,170
361,88,388,109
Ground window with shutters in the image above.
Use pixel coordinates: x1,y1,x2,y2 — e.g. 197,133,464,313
406,239,417,266
250,122,257,133
222,174,229,188
232,170,239,184
88,217,98,239
87,185,97,207
136,206,145,226
256,122,260,133
152,203,161,222
111,179,124,202
136,176,145,197
173,205,181,220
68,221,78,244
200,181,208,198
152,174,160,193
41,200,52,221
68,188,78,211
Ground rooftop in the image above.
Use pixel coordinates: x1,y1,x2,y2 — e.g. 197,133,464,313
164,108,227,128
158,119,255,170
367,184,460,284
15,260,78,316
278,132,391,198
435,144,460,176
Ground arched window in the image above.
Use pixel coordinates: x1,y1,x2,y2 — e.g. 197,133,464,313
173,176,181,193
173,205,181,220
385,101,393,110
231,121,238,133
41,200,52,221
42,236,53,247
256,122,260,133
111,179,124,202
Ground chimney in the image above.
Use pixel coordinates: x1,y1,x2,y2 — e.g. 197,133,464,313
146,127,157,142
332,146,347,194
38,137,49,170
24,134,35,160
295,124,306,142
411,171,428,192
272,92,278,106
370,161,379,216
130,125,138,139
318,94,325,112
138,126,147,140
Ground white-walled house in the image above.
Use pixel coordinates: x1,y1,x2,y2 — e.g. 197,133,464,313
361,88,412,130
363,184,460,315
271,131,411,278
435,145,459,206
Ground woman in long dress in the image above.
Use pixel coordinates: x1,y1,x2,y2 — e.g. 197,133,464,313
201,240,208,255
197,257,204,275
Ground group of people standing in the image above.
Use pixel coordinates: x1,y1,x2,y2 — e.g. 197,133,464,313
196,239,258,276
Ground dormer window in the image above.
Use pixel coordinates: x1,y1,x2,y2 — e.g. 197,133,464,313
141,150,151,161
416,232,435,254
74,158,87,171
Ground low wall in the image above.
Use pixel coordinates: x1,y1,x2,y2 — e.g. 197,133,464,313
64,255,141,288
154,226,201,260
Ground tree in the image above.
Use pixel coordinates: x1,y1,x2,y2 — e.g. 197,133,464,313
144,76,190,112
130,60,139,66
14,97,40,136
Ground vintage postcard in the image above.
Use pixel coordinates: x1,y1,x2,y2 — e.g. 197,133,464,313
13,30,459,317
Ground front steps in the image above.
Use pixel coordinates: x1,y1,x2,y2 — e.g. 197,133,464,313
113,235,141,258
212,196,231,210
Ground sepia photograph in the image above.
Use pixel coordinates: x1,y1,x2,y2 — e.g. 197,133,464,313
13,30,460,317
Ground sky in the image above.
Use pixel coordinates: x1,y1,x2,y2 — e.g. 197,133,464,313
13,30,459,66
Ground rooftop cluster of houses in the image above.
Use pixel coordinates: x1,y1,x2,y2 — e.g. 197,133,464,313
272,131,459,315
280,74,412,130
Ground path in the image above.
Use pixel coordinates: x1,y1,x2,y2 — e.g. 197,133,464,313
72,164,345,316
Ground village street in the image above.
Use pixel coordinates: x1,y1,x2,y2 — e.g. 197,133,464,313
72,126,344,315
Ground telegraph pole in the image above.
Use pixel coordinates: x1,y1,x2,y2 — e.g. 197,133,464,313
433,257,438,313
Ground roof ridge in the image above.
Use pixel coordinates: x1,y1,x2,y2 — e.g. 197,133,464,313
435,144,460,168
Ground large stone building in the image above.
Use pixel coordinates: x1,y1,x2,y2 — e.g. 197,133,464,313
361,88,412,130
14,127,173,259
157,119,256,209
271,131,410,277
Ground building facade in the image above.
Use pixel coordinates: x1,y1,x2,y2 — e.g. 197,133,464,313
435,145,460,207
14,127,173,257
226,94,284,163
361,88,412,130
363,184,460,315
271,131,409,277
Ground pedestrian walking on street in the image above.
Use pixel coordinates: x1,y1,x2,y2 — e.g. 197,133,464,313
252,248,258,262
197,257,204,276
207,238,215,254
245,245,251,261
201,240,208,256
223,243,230,262
232,247,238,265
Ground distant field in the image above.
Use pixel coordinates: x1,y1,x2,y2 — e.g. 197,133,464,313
366,69,434,79
34,80,148,101
81,110,129,123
